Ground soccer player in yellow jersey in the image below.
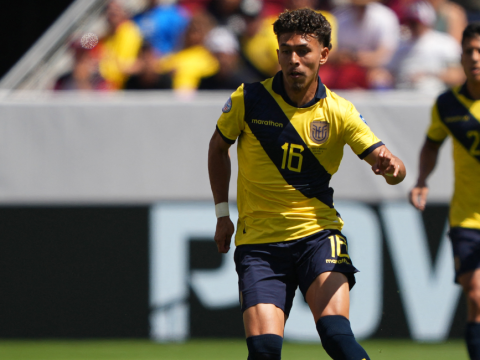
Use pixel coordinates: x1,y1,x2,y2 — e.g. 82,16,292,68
410,23,480,360
209,8,406,360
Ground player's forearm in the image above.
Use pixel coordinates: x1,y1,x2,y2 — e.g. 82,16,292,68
208,142,231,205
416,140,440,187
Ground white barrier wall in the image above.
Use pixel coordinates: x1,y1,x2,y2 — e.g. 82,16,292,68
0,90,452,203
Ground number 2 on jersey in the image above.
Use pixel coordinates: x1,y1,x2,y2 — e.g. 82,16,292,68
468,130,480,156
281,142,304,172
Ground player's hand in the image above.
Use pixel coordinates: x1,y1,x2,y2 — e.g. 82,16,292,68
371,148,400,179
409,185,429,211
214,216,234,253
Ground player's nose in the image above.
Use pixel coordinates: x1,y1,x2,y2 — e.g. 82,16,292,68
290,51,300,65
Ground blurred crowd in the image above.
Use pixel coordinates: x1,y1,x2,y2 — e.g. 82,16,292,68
54,0,480,93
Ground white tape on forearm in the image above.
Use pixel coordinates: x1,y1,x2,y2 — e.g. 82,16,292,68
215,202,230,218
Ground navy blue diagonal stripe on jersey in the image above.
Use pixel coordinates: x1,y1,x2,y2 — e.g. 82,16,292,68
437,90,480,163
243,82,334,208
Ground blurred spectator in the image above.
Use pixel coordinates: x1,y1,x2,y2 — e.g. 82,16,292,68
450,0,480,23
428,0,467,43
332,0,400,68
179,0,210,13
240,1,279,79
124,43,173,90
199,27,259,89
388,1,464,92
133,0,190,56
323,0,400,89
97,0,143,90
388,0,467,43
54,42,106,91
207,0,246,34
159,11,219,91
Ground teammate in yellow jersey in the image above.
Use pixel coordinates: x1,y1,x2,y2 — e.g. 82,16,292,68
209,8,406,360
410,23,480,360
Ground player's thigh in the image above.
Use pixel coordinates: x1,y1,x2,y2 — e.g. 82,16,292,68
451,228,480,286
459,268,480,320
234,242,297,336
451,228,480,321
305,271,350,323
243,303,286,337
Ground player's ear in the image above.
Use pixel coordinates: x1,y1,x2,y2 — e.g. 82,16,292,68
276,48,279,63
320,47,329,65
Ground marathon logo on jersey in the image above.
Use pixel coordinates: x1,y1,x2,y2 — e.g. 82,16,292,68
222,97,232,113
445,115,470,123
251,119,283,127
310,121,329,144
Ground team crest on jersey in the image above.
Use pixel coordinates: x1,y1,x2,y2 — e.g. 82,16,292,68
310,121,329,144
222,97,232,113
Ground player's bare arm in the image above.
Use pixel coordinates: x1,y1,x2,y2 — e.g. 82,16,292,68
409,138,441,211
364,145,406,185
208,130,235,253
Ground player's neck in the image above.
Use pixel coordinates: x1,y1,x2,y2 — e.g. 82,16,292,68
466,80,480,100
283,76,318,107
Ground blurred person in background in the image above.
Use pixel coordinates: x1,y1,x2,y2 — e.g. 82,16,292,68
427,0,467,43
124,42,172,90
159,11,218,91
388,0,467,43
207,0,246,35
97,0,143,90
451,0,480,23
239,0,280,80
326,0,400,89
199,27,259,90
133,0,190,56
54,40,106,91
388,1,464,93
410,23,480,360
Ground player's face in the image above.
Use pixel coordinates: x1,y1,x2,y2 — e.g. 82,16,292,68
277,32,328,93
461,35,480,84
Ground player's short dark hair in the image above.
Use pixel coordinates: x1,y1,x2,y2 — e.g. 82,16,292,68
462,23,480,46
273,8,332,50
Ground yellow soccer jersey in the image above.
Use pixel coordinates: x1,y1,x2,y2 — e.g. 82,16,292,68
428,84,480,230
216,72,383,246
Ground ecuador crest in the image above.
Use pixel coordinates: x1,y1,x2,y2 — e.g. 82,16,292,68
310,121,329,144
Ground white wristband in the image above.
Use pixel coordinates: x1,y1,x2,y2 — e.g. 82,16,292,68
215,202,230,218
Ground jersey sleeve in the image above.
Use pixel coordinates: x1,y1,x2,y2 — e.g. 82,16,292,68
216,84,246,144
426,102,449,143
343,102,383,159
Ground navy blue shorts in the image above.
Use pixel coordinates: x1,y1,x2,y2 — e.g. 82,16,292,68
234,229,358,316
450,227,480,283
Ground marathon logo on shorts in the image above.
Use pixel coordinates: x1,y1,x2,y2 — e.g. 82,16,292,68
310,120,329,144
222,97,232,113
326,258,351,264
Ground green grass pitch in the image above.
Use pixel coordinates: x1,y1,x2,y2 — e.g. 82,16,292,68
0,339,469,360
